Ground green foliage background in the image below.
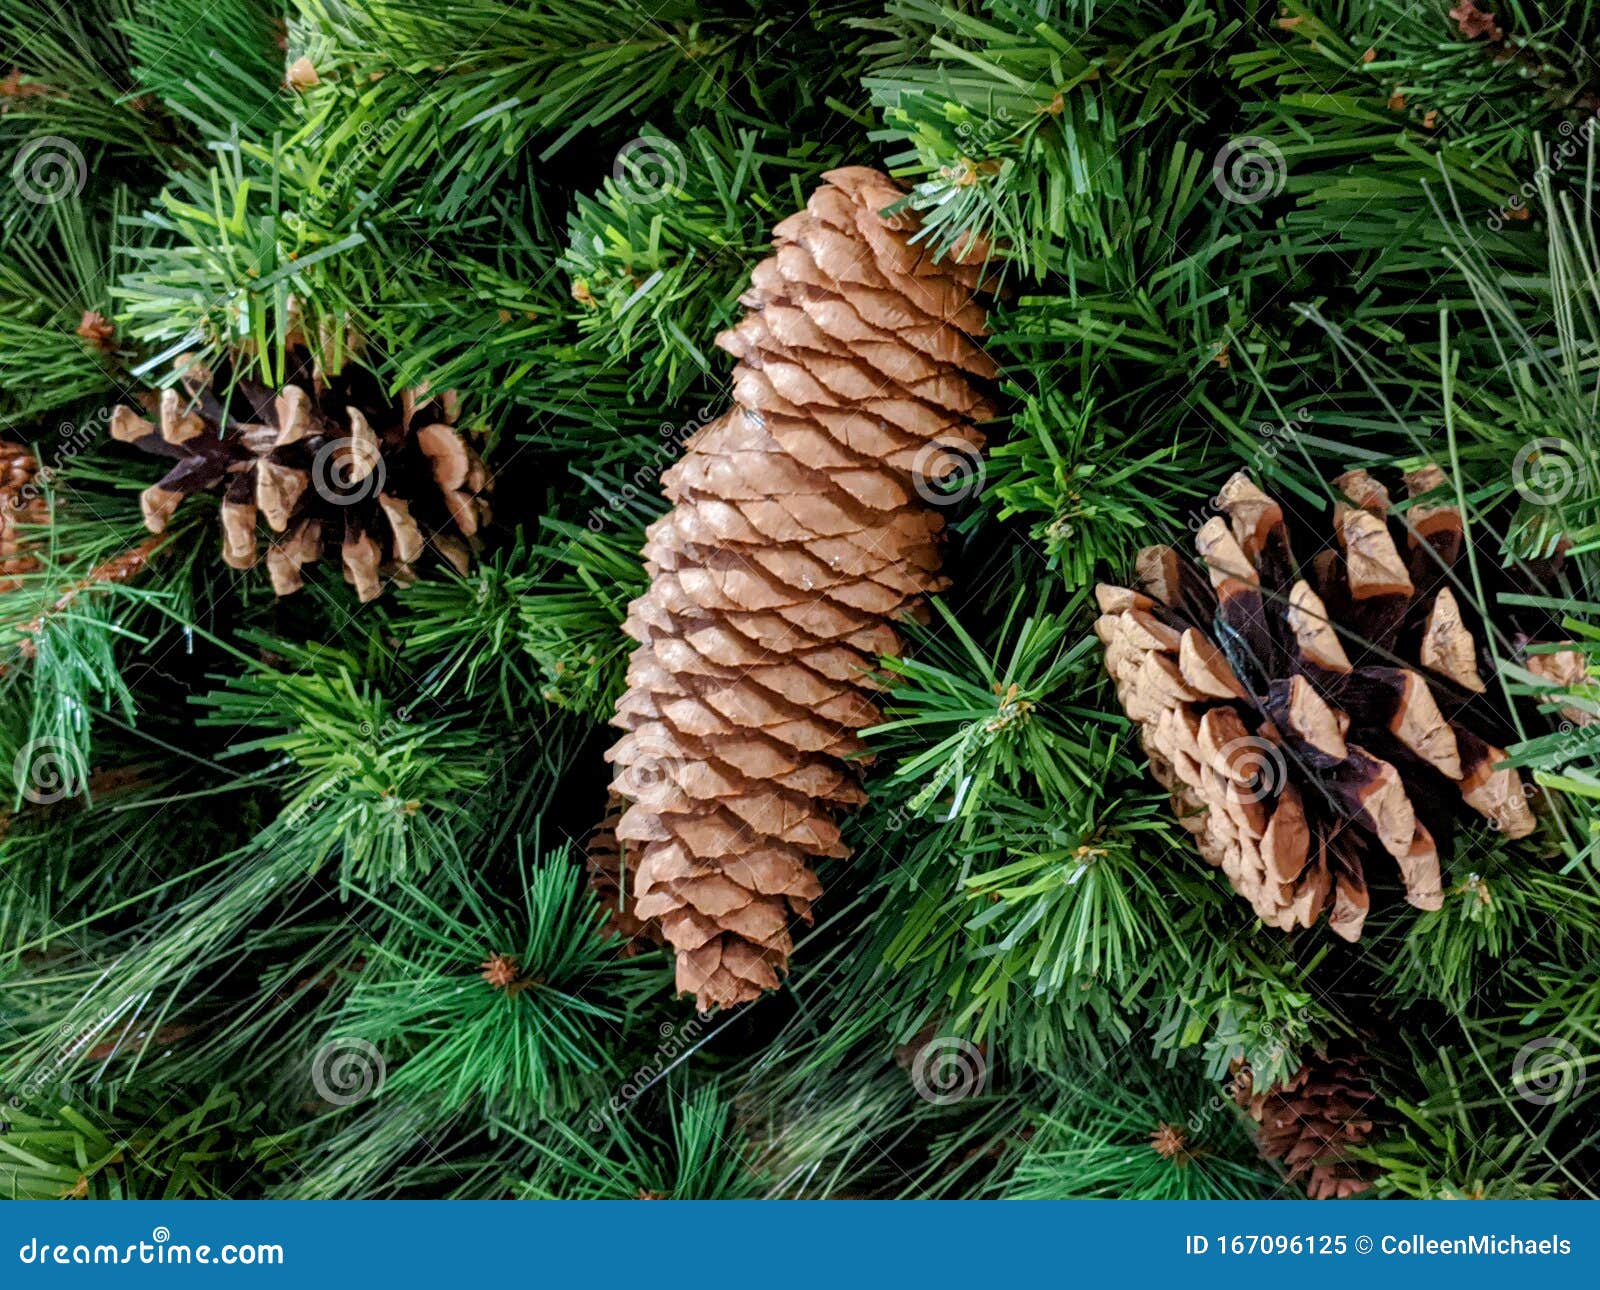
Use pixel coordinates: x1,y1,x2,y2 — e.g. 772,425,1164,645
0,0,1597,1199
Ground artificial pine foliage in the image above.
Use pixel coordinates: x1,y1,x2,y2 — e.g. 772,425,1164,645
0,0,1598,1202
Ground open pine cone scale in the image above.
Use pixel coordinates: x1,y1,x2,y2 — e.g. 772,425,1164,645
1096,468,1536,940
111,358,489,601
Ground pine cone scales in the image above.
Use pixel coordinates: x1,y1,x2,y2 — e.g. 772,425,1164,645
0,441,47,590
1096,468,1536,940
1236,1051,1374,1199
607,168,995,1010
585,793,664,955
111,358,489,601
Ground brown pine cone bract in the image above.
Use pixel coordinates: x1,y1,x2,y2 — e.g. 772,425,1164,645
1096,468,1536,940
606,167,995,1010
111,356,490,602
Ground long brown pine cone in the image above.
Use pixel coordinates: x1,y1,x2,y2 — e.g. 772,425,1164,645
1096,467,1537,940
1235,1050,1375,1199
110,355,490,601
606,167,996,1010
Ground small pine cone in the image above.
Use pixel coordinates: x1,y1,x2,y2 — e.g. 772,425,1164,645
109,356,490,602
585,793,663,955
1096,468,1537,941
606,167,996,1010
1239,1050,1374,1199
0,440,47,590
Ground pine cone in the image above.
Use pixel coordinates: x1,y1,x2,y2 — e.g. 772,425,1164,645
606,167,995,1010
585,793,663,955
0,440,47,591
110,355,490,602
1096,468,1536,940
1236,1050,1374,1199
